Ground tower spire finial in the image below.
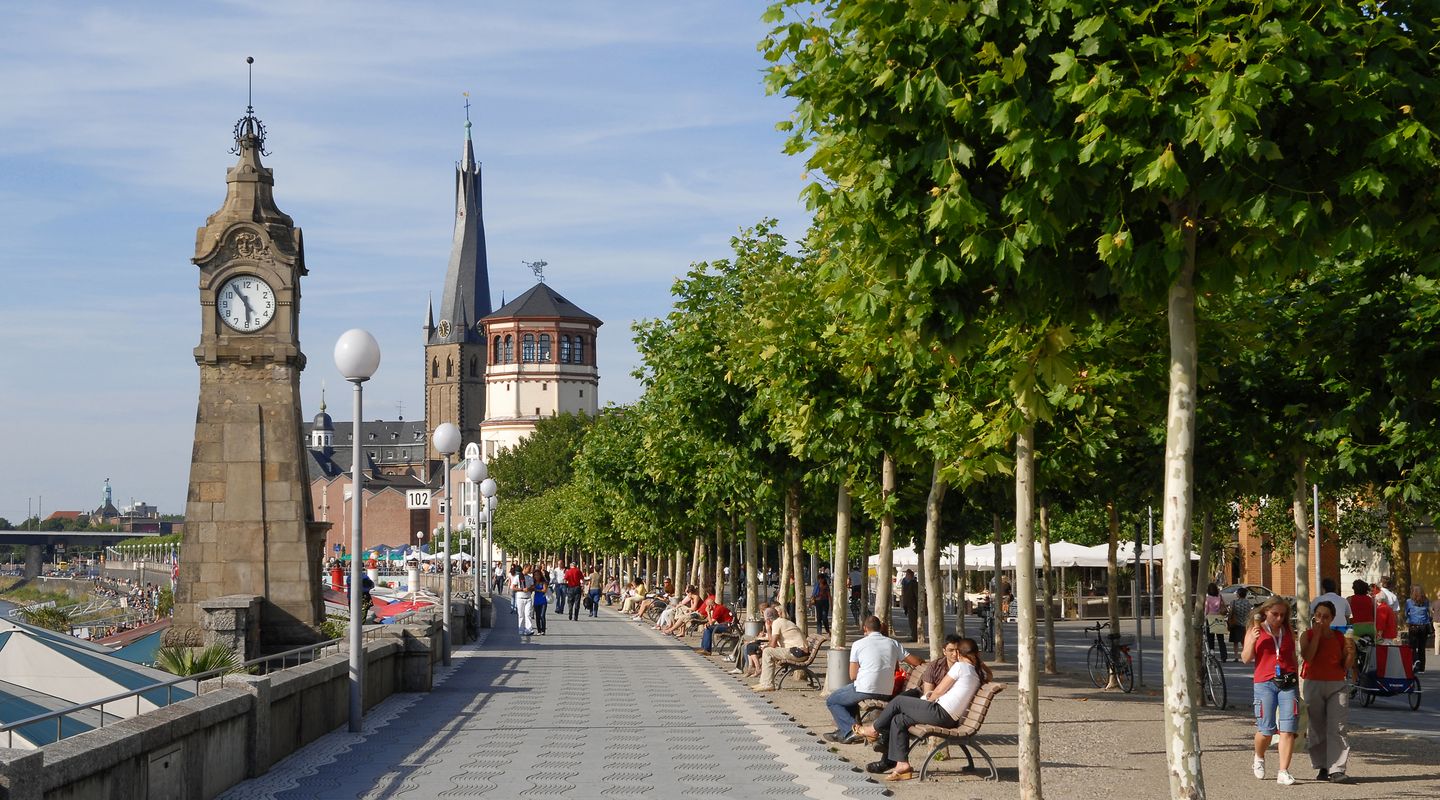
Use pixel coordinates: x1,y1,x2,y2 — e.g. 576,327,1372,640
320,381,327,414
232,56,270,156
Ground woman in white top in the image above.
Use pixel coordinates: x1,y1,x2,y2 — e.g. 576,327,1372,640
854,636,989,782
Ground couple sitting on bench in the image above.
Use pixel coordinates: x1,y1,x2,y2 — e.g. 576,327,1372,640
851,633,991,782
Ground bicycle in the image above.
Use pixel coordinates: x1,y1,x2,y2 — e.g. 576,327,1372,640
1085,622,1135,693
1199,635,1228,709
974,599,995,653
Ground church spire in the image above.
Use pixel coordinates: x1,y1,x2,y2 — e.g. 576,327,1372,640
435,96,491,343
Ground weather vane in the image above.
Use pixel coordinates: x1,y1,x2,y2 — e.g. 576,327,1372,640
463,91,471,122
231,56,270,156
523,260,548,283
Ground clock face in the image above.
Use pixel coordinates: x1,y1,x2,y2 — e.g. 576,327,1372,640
217,275,277,332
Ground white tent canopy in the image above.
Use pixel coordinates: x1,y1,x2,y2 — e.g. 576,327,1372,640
865,540,1195,571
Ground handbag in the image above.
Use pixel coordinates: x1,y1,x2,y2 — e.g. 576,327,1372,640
789,646,808,659
583,595,594,611
1272,672,1298,692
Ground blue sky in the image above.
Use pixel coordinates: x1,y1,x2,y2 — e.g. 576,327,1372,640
0,1,811,522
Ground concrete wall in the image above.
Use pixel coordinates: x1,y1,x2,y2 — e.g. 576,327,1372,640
0,625,439,800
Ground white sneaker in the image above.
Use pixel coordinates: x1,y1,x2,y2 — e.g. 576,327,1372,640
1252,757,1265,780
1276,770,1294,786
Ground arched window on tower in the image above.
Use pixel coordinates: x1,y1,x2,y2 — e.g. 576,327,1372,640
504,335,514,362
493,336,502,364
446,357,453,377
522,333,536,362
431,358,439,378
470,356,478,377
574,336,585,365
538,334,552,363
560,335,571,364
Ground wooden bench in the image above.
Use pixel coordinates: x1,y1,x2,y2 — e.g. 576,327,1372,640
907,681,1006,781
775,635,825,690
857,662,926,725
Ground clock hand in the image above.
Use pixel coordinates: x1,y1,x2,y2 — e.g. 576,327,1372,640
237,290,256,320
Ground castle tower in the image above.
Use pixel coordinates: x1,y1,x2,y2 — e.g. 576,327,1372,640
425,113,491,463
168,101,327,650
479,282,601,457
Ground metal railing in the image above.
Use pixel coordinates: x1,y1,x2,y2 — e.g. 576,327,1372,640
0,634,386,748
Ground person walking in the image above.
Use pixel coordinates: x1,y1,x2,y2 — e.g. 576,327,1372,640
511,564,536,636
812,574,832,635
532,567,549,635
564,562,585,621
853,637,989,781
1203,583,1229,660
1228,586,1253,659
1242,596,1300,786
585,564,602,617
899,569,919,642
1404,585,1432,671
1301,600,1355,783
549,561,566,616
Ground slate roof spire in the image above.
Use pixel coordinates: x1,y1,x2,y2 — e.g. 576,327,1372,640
433,100,491,344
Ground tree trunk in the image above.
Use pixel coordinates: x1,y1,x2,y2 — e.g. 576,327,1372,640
745,517,760,623
1160,233,1205,800
993,512,1007,663
789,483,808,638
1105,500,1122,687
694,535,706,590
1388,504,1412,599
778,510,792,620
1193,508,1216,666
861,524,872,620
675,547,687,594
1040,496,1057,675
1292,457,1312,638
1015,424,1043,799
923,459,948,659
715,517,726,605
874,452,898,629
831,486,852,649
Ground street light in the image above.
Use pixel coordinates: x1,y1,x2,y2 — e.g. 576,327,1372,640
466,459,488,602
433,422,461,666
334,328,380,734
480,478,497,595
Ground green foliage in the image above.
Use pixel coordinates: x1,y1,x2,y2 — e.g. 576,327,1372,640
19,605,73,633
157,586,174,617
116,532,183,547
319,616,348,640
154,644,243,677
487,413,594,503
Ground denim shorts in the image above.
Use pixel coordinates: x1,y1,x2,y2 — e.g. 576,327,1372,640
1253,679,1299,735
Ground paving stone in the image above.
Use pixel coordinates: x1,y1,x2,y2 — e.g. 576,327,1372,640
218,599,891,800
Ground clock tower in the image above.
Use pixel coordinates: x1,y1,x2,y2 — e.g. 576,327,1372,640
167,102,327,650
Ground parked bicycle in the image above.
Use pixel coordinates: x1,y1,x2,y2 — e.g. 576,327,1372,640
1199,632,1228,709
975,598,996,653
1085,622,1135,693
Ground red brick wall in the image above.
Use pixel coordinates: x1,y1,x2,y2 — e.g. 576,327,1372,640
1236,504,1338,596
311,478,439,557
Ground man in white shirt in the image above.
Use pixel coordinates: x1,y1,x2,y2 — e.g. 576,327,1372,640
511,567,536,636
1309,578,1351,629
1377,576,1401,615
823,616,923,743
550,562,567,615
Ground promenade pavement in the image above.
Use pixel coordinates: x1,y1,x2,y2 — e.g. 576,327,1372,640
219,597,889,800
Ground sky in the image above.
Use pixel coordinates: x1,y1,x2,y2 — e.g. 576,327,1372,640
0,1,812,523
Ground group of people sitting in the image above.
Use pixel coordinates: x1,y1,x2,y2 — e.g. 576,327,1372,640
621,579,737,655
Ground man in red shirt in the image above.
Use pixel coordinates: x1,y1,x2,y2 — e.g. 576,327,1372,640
697,597,735,655
563,562,585,621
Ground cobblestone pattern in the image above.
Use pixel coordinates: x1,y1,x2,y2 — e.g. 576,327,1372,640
220,600,889,800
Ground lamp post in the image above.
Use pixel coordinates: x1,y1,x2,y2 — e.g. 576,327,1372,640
480,477,497,595
334,328,380,734
466,460,488,606
432,422,461,666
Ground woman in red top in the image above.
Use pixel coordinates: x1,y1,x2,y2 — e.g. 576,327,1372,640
1348,580,1376,639
1301,601,1355,782
1242,597,1300,786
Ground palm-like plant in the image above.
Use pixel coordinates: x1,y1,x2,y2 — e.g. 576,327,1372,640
20,606,74,633
154,644,243,676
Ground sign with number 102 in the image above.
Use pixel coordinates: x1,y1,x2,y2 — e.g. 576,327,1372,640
406,490,432,510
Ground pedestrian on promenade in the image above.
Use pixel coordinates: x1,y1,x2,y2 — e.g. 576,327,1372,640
823,615,924,744
812,574,831,635
1404,585,1431,671
1300,600,1354,783
1376,576,1401,615
532,567,549,635
511,564,536,636
1242,596,1300,786
550,561,566,616
899,569,919,642
1348,580,1376,639
1203,583,1229,660
849,567,863,625
563,562,584,621
586,565,602,617
1310,578,1351,628
754,607,807,691
1228,586,1253,656
853,636,988,781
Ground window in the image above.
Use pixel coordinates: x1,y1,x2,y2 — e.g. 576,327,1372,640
431,358,438,378
535,407,540,416
503,335,514,362
579,389,584,397
542,382,548,391
538,333,551,362
560,335,571,363
574,336,585,365
446,357,453,377
493,336,502,364
470,356,478,377
522,333,536,362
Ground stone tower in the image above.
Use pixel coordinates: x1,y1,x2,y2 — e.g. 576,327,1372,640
167,105,327,650
479,283,601,457
424,115,491,463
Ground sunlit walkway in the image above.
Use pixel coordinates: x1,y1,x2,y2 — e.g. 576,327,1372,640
219,596,887,800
